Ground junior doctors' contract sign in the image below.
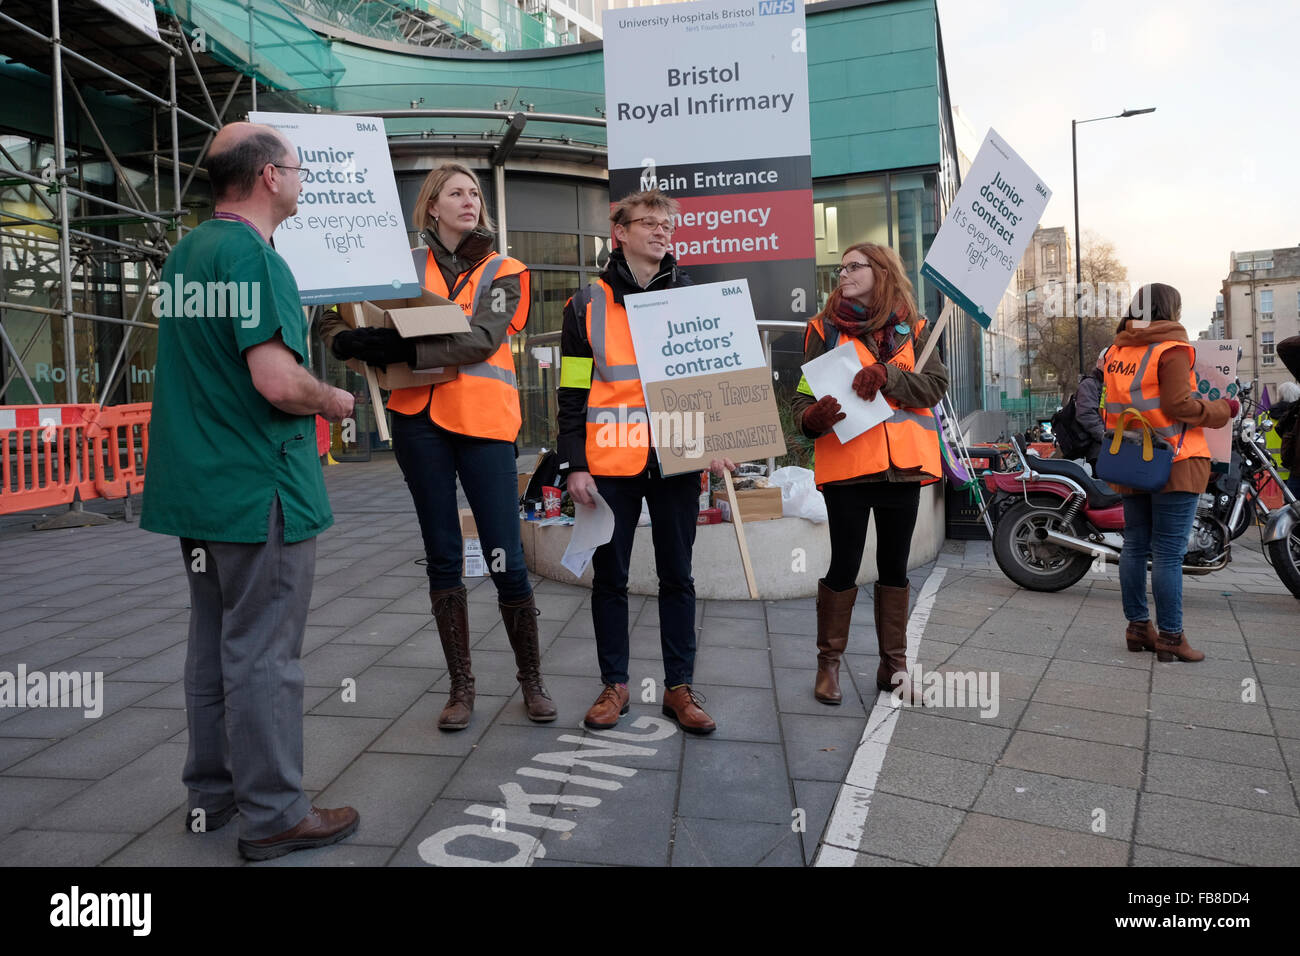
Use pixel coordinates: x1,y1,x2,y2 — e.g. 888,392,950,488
1194,339,1240,463
921,129,1051,329
249,111,420,305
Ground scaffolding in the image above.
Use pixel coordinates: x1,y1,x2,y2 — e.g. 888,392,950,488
0,0,341,409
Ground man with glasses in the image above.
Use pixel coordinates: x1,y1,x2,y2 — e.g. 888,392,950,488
558,188,732,734
142,122,360,860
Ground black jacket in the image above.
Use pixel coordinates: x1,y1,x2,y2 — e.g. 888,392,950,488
556,248,691,474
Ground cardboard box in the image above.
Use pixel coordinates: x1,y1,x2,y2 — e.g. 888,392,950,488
697,507,722,525
460,508,487,577
712,487,782,523
344,290,471,390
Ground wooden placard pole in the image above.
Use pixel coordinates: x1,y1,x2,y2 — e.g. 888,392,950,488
913,299,954,371
345,302,391,444
722,470,760,600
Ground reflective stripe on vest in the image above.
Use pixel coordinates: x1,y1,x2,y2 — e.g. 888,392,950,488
1102,340,1210,463
809,316,942,487
385,247,526,441
583,280,651,476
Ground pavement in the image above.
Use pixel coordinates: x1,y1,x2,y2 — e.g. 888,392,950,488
1,454,1298,868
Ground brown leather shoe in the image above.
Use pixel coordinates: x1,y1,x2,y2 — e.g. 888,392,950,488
815,579,857,704
1156,630,1205,663
662,684,716,735
584,684,630,730
237,806,360,861
431,585,474,730
1125,620,1158,653
499,594,557,723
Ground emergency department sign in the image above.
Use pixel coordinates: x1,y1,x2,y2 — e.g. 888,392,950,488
603,0,814,321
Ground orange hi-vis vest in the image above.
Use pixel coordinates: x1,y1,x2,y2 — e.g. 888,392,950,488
807,316,942,487
1102,340,1210,463
580,280,651,477
386,247,528,442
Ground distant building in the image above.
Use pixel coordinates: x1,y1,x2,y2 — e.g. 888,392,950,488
1199,294,1225,340
1222,247,1300,397
986,226,1072,428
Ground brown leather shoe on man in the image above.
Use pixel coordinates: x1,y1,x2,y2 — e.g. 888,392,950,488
1156,630,1205,663
584,683,630,730
237,806,360,861
1125,620,1158,653
662,684,716,735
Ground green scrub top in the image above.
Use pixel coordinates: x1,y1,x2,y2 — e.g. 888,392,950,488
141,218,332,543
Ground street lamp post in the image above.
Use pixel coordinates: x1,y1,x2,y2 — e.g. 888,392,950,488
1072,107,1156,379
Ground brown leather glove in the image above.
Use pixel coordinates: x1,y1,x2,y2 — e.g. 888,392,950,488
852,364,889,400
802,395,846,434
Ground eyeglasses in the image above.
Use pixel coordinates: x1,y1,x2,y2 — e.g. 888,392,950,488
626,216,675,235
271,163,310,177
834,262,870,280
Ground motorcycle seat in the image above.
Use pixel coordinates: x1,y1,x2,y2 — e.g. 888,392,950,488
1024,454,1123,509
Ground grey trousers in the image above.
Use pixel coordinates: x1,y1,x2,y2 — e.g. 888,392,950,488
180,497,314,840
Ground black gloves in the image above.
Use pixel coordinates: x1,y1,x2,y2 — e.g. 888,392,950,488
331,327,416,370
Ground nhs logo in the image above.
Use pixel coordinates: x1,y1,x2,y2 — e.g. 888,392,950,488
758,0,795,14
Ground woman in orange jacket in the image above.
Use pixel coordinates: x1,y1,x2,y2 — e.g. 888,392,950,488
790,242,948,705
1102,284,1234,662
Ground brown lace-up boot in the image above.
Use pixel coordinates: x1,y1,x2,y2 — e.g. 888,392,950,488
815,580,857,704
430,585,474,730
1156,630,1205,663
499,594,557,722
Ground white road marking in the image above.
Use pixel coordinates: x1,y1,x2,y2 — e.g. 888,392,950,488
813,566,947,866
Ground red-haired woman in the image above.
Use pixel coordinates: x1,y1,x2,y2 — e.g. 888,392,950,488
790,242,949,704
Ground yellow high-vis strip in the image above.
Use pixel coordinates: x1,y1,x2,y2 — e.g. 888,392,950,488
796,374,814,397
560,356,594,390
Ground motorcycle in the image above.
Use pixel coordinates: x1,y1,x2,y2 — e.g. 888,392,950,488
982,382,1300,597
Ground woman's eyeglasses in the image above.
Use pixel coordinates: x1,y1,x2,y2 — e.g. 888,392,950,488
834,262,870,280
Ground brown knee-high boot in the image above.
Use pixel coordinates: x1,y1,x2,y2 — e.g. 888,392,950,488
430,585,474,731
874,581,914,700
815,580,857,704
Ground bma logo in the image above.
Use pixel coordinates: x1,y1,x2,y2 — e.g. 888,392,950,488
356,122,378,131
758,0,795,13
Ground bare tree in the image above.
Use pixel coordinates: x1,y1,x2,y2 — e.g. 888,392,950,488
1031,230,1130,386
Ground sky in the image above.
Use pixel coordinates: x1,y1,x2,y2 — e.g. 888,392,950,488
935,0,1300,336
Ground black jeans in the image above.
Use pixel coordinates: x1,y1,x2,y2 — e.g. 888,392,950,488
591,468,701,687
821,481,922,590
391,410,531,601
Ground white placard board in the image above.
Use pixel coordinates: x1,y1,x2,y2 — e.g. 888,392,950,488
1194,339,1240,463
622,279,784,474
88,0,161,42
799,343,892,444
921,129,1051,329
249,112,420,305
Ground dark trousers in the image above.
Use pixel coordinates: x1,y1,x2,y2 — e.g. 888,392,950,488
392,410,531,601
180,496,314,840
592,469,701,687
821,481,922,590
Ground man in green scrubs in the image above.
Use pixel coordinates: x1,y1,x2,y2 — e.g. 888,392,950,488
141,122,360,861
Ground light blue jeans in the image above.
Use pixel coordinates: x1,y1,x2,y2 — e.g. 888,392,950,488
1120,492,1199,634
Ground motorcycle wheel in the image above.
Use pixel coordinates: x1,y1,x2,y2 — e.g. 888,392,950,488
1266,527,1300,599
993,500,1094,592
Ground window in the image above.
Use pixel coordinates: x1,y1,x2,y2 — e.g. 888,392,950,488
1259,288,1273,322
1044,245,1059,271
1262,331,1275,366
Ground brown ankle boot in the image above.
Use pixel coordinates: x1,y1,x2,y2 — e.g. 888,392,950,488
1156,630,1205,663
430,585,474,730
1125,620,1158,652
815,580,857,704
874,581,916,701
499,593,557,723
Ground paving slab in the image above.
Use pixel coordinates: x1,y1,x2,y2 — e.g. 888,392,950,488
940,813,1128,867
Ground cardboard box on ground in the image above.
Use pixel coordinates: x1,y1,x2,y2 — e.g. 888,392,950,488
713,486,782,523
342,290,471,389
459,508,487,577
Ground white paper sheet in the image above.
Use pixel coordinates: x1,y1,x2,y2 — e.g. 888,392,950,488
561,489,615,578
800,343,893,443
